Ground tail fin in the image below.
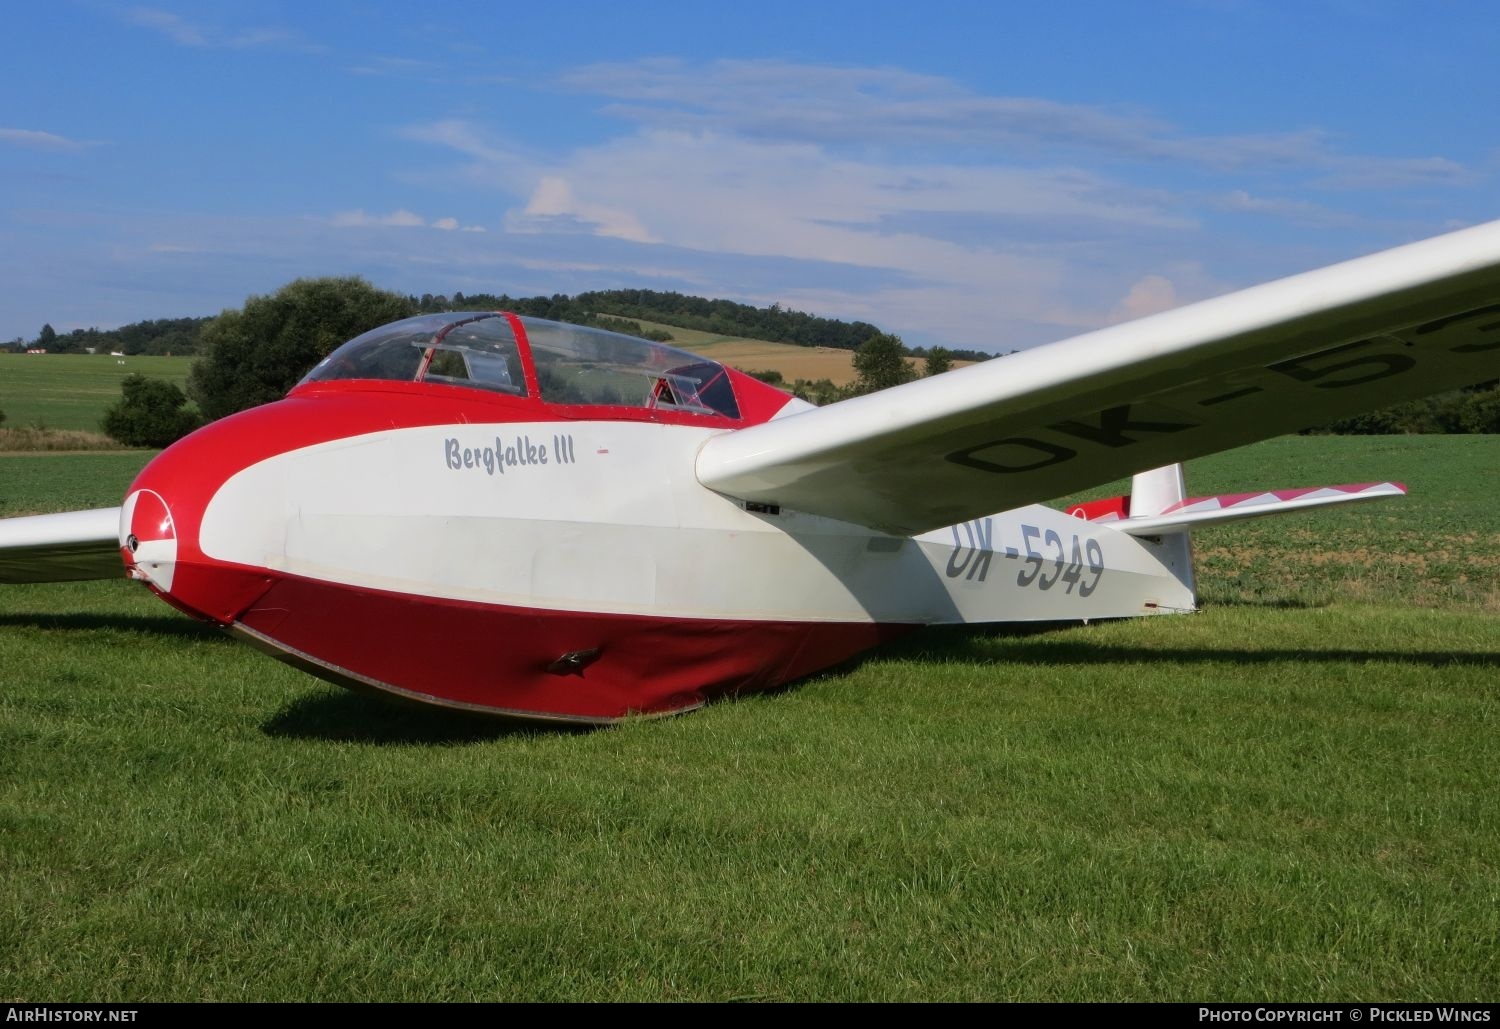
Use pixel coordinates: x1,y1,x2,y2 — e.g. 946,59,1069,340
1126,464,1197,607
1064,464,1199,606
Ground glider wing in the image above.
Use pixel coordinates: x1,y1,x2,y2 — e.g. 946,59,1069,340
0,508,123,583
697,220,1500,535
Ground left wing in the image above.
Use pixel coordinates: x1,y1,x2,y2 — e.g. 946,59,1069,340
698,219,1500,535
0,508,124,583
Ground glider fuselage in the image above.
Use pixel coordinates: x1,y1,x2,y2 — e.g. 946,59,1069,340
119,338,1194,722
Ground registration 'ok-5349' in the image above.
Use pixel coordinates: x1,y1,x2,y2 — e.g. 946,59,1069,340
945,517,1106,596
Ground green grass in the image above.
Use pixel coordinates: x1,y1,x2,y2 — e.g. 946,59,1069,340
1,438,1496,1001
0,451,152,517
0,354,196,434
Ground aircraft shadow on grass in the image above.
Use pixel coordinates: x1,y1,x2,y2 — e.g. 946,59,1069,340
883,622,1500,671
5,611,1490,744
0,611,228,642
261,690,562,745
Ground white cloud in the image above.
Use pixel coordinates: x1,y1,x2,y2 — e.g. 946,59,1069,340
405,120,1189,337
341,59,1488,349
0,128,89,152
126,7,205,46
1109,275,1178,323
510,176,657,243
348,56,435,77
331,209,425,228
330,209,488,233
125,6,321,51
1314,155,1475,190
1217,189,1368,227
561,58,1474,185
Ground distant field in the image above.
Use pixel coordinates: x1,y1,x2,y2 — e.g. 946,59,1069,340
0,435,1495,1000
633,319,977,385
0,354,196,433
629,318,864,383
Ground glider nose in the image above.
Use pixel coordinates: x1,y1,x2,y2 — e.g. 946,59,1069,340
121,488,178,592
119,423,278,626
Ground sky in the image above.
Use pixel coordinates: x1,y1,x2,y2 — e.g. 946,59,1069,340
2,1,1497,352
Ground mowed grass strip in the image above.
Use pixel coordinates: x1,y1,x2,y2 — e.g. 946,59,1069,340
0,439,1496,1000
0,354,196,434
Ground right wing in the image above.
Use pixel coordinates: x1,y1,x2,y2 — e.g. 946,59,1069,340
698,219,1500,536
0,508,124,583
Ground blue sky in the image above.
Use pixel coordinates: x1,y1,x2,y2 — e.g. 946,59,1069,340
3,1,1496,351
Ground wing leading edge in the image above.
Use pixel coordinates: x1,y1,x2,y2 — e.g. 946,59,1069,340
697,219,1500,536
0,508,123,583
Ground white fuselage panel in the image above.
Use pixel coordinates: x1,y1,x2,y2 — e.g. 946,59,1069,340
199,421,1195,624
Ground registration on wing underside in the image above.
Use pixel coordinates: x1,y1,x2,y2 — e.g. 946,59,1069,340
949,315,1497,477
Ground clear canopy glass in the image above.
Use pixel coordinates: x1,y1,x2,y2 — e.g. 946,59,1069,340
300,312,740,419
518,317,739,418
301,313,525,396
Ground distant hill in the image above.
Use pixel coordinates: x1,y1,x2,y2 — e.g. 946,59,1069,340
415,288,996,363
8,289,926,359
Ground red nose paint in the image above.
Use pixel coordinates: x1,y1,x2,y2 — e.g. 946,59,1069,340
128,489,175,548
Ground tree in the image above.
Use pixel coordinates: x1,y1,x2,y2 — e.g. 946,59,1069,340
1460,386,1500,432
188,277,416,421
849,332,916,396
101,375,202,447
791,378,846,406
37,324,56,349
924,346,953,376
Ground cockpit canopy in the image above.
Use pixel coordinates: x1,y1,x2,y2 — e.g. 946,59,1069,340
300,312,741,419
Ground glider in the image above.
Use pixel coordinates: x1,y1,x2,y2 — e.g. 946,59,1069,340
2,220,1498,722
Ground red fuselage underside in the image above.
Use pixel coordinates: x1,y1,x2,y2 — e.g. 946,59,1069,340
232,574,912,722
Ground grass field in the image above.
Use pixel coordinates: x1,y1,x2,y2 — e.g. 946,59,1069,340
0,355,196,433
1,437,1497,1001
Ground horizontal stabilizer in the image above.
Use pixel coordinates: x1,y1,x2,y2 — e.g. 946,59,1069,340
0,508,123,583
1066,482,1406,536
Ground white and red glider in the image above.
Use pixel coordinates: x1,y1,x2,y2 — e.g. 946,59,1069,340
3,220,1498,722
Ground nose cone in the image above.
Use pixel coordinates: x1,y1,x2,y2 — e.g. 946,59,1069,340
121,488,178,592
118,413,280,625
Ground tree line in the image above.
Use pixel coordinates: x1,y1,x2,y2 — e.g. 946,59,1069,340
8,317,209,356
8,276,1495,446
89,279,966,445
9,286,997,361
